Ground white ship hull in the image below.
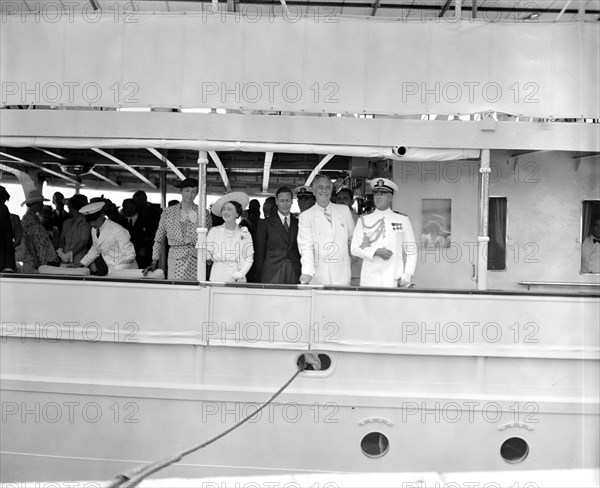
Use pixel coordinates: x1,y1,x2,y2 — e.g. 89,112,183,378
1,277,598,481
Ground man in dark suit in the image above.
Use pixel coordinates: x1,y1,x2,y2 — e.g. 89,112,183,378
254,187,301,284
121,198,153,268
50,191,72,233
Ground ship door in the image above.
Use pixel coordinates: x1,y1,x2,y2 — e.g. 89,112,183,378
394,160,479,290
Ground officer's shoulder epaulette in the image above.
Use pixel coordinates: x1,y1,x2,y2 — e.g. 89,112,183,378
393,211,408,217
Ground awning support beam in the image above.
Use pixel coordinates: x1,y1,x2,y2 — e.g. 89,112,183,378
89,169,119,187
0,150,79,185
476,149,491,291
91,147,156,189
305,154,335,186
197,151,208,282
262,152,273,193
147,147,186,181
208,150,231,192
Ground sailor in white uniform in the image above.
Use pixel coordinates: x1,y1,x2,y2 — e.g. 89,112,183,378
351,178,417,287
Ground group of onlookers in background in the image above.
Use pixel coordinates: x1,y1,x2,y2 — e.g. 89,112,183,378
0,186,165,275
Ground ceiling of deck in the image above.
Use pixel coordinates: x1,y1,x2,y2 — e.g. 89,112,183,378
1,0,599,21
0,145,354,194
1,0,598,193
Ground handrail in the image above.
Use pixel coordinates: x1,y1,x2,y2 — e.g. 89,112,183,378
518,281,600,290
2,273,600,297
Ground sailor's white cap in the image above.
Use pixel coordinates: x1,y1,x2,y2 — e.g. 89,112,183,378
80,201,105,216
370,178,398,194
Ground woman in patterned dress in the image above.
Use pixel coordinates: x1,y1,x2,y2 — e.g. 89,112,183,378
206,192,254,283
145,178,199,280
16,190,58,273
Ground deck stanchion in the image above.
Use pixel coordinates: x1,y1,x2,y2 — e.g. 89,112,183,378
477,149,490,290
160,170,167,209
197,151,208,282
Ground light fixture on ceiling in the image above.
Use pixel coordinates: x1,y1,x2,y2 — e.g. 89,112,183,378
60,163,96,176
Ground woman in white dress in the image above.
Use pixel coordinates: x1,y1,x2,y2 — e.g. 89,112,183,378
206,192,254,283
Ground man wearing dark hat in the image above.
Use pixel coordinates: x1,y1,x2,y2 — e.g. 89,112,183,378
78,201,137,272
57,194,91,267
254,187,302,284
351,178,417,287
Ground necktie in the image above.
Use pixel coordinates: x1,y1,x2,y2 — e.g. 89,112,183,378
96,228,100,238
324,206,332,226
128,217,133,226
283,216,289,232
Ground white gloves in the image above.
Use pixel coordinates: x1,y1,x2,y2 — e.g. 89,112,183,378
57,249,73,264
231,271,245,281
398,273,413,287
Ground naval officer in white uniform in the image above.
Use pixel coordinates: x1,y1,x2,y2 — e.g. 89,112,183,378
351,178,417,287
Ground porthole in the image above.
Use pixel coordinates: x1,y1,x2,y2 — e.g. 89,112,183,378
361,432,389,458
297,353,331,371
500,437,529,463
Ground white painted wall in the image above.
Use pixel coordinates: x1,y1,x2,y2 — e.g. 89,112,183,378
487,150,600,290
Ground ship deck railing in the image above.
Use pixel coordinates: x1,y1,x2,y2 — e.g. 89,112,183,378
2,272,600,298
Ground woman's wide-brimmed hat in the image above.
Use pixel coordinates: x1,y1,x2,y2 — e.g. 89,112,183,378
211,192,250,216
21,190,49,206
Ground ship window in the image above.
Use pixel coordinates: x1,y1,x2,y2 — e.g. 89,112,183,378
580,200,600,274
297,353,331,371
361,432,389,458
500,437,529,463
488,197,507,270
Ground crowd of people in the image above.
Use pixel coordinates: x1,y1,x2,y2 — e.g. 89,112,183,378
0,186,162,276
0,175,419,287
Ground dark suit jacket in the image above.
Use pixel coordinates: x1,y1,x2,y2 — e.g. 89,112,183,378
123,214,154,268
254,213,301,284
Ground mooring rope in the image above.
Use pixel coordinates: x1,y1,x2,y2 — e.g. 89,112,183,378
107,362,308,488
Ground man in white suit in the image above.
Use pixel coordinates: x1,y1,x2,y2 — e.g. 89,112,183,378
298,174,355,285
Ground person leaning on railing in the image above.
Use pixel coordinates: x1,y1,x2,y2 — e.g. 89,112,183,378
78,201,137,274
